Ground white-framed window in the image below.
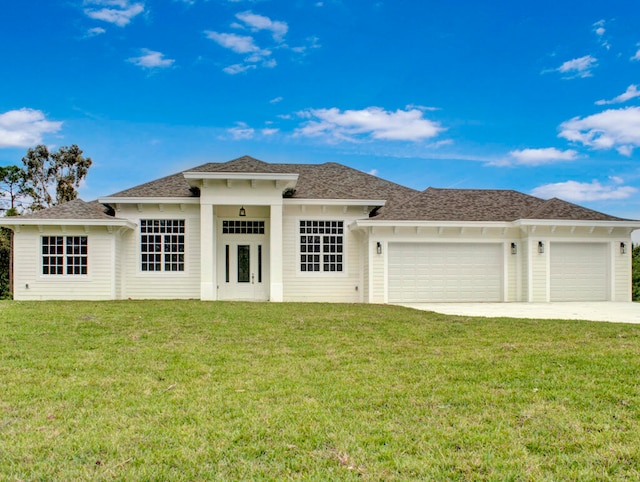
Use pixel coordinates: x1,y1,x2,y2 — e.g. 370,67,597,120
140,219,185,272
42,236,87,275
299,220,344,272
222,220,265,234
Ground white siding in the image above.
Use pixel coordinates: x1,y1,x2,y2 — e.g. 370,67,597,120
529,239,548,302
282,205,364,302
361,237,369,302
521,239,529,301
116,204,201,299
613,241,632,301
369,239,385,303
13,226,116,300
506,241,520,302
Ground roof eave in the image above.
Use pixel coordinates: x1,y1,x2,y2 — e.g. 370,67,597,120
98,197,200,205
354,219,512,228
515,219,640,228
183,172,299,181
284,198,387,207
0,218,137,230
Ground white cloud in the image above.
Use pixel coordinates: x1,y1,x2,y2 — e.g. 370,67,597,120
631,48,640,62
291,36,321,55
555,55,598,79
127,49,175,69
227,122,255,140
84,1,144,27
205,30,275,73
368,168,379,176
270,96,283,104
223,63,256,75
261,128,279,136
295,106,444,142
531,179,637,202
0,108,63,148
499,148,578,166
595,84,640,105
559,106,640,155
206,11,316,74
86,27,106,37
205,31,263,55
592,19,610,49
235,11,288,42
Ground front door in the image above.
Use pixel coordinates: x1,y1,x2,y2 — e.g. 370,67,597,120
217,219,269,301
219,241,268,300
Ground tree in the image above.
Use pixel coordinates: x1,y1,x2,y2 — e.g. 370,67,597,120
0,165,27,216
0,227,11,299
0,167,24,298
633,244,640,302
21,144,92,210
1,144,93,298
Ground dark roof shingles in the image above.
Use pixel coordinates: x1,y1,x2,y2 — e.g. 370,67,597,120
109,155,417,205
51,156,628,223
373,188,627,222
17,199,117,221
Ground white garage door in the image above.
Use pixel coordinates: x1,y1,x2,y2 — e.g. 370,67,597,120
550,243,609,301
388,243,503,302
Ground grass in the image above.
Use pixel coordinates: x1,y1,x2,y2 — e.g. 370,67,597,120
1,301,640,481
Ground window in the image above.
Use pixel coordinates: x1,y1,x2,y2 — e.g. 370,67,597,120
299,220,344,272
222,220,265,234
42,236,87,275
140,219,185,272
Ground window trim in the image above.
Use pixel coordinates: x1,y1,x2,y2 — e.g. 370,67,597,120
138,218,188,275
41,235,88,277
297,218,347,276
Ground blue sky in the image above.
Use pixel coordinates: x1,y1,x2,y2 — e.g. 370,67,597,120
1,0,639,229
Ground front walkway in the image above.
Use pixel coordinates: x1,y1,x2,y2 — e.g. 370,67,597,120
398,302,640,324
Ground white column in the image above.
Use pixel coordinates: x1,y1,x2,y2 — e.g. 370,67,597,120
200,203,216,300
269,202,284,301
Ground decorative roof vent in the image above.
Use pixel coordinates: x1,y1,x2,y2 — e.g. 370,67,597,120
283,187,296,198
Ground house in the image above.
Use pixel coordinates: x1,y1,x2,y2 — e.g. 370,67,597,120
2,155,639,303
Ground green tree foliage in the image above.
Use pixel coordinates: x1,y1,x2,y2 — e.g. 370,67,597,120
0,227,11,299
0,165,26,215
1,144,92,297
633,244,640,302
21,144,92,210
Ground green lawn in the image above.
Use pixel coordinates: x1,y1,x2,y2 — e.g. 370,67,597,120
1,301,639,481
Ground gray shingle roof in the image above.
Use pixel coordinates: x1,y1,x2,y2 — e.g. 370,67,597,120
16,199,118,221
108,172,196,198
373,187,628,222
524,197,626,221
109,155,417,206
8,156,631,223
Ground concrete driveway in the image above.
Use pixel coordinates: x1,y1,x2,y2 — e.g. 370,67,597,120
398,302,640,324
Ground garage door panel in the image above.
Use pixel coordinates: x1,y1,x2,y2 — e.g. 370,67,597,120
388,243,503,302
550,243,608,301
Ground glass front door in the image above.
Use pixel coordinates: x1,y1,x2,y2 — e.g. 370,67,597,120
219,241,267,300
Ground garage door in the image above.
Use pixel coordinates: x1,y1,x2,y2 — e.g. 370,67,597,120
550,243,608,301
388,243,503,302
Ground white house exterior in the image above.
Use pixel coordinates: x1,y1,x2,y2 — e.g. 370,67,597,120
2,156,639,303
